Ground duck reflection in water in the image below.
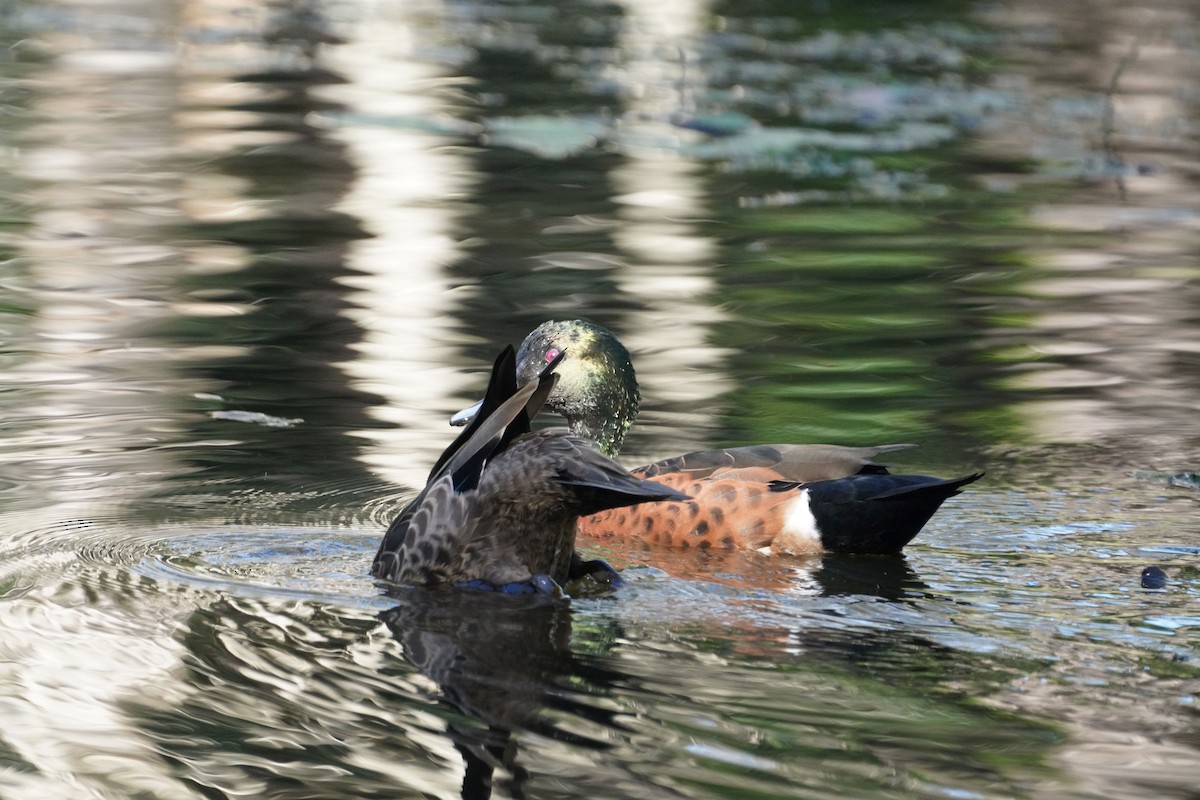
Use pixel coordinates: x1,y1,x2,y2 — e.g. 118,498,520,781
797,552,924,600
376,553,925,798
380,589,626,800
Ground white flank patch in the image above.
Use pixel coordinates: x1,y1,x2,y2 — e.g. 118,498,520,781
773,489,824,555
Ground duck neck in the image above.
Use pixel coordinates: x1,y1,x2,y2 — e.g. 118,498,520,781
561,376,638,459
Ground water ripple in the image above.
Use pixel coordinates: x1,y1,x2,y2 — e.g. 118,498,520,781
132,526,390,610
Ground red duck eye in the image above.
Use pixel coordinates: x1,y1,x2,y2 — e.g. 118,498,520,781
545,348,561,362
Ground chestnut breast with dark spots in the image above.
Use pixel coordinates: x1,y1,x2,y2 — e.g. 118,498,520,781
576,471,802,551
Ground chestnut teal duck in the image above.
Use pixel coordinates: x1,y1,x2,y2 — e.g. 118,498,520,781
453,319,982,556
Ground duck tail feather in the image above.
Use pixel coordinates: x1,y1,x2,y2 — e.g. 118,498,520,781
560,475,691,516
448,349,567,492
448,379,538,491
498,350,564,451
428,346,518,481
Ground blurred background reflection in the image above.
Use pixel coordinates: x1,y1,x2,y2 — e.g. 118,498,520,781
0,0,1197,798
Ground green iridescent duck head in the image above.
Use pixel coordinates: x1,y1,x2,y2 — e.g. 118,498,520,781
453,320,640,457
513,320,640,457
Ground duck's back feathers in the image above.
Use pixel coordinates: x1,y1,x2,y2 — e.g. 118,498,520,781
636,443,917,483
376,432,687,587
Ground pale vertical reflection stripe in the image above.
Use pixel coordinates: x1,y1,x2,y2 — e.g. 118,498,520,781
612,0,730,457
1,22,204,800
277,12,468,787
975,4,1200,446
326,8,476,492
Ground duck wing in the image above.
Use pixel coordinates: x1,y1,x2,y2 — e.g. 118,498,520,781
373,348,562,579
635,443,917,483
539,435,691,516
426,345,518,482
434,347,565,492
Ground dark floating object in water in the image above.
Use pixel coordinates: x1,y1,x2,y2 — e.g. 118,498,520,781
1131,470,1200,489
1140,565,1168,590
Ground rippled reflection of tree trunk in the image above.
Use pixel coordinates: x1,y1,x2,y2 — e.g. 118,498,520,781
165,0,384,500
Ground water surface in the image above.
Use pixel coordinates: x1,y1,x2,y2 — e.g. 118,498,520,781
0,0,1198,798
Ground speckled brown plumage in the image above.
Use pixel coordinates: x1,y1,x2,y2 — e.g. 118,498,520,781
372,345,689,591
377,432,687,586
575,444,920,553
578,471,801,552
